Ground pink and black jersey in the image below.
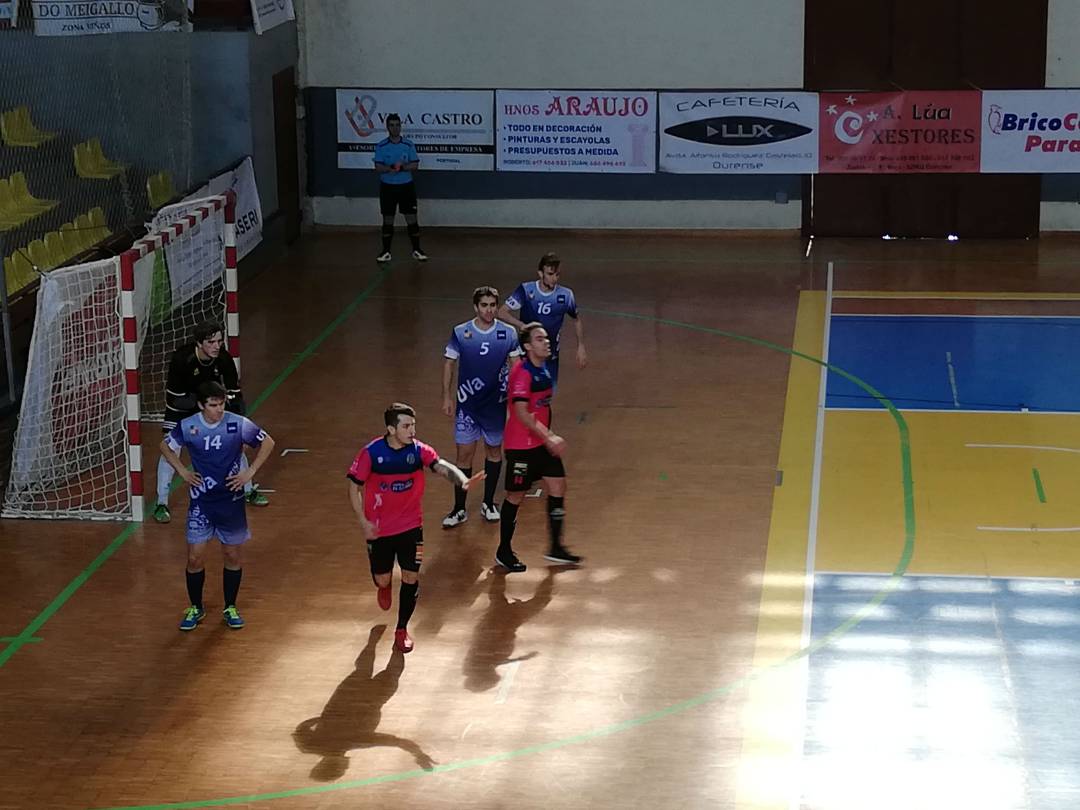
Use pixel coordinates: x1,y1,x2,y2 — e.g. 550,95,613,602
504,359,554,450
347,437,440,537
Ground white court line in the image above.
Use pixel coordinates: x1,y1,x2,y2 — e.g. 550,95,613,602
524,488,543,498
828,407,1078,415
966,443,1080,454
280,448,309,456
977,526,1080,533
494,660,521,705
945,351,960,407
832,313,1080,319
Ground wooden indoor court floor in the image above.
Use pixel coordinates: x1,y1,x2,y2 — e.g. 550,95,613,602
3,231,1080,810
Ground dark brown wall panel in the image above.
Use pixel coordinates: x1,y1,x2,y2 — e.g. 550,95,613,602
892,0,963,89
805,0,892,90
961,0,1047,88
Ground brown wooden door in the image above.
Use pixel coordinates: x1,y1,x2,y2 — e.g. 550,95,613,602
272,66,301,244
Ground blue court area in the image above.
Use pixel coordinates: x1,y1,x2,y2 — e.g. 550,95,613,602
826,315,1080,412
803,573,1080,810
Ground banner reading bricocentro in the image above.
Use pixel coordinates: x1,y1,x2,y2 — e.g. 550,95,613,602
336,90,494,171
250,0,294,35
496,90,656,173
981,90,1080,172
660,91,818,174
31,1,192,36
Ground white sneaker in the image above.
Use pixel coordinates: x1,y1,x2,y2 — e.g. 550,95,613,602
411,248,428,261
376,251,392,263
442,508,468,528
481,502,500,522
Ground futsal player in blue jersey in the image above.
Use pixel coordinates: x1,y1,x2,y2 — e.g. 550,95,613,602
373,113,427,263
441,286,521,528
159,381,276,631
498,252,587,386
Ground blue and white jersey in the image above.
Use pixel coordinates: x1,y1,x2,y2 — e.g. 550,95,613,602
444,319,520,416
504,282,578,358
373,137,418,185
167,412,267,503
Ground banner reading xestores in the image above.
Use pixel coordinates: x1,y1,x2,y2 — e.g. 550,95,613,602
336,90,494,171
31,1,191,36
660,92,818,174
497,90,656,173
981,90,1080,172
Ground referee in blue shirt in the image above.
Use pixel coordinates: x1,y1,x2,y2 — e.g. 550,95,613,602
374,113,427,263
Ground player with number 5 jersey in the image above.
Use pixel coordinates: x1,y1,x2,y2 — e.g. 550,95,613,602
160,381,276,632
441,285,521,529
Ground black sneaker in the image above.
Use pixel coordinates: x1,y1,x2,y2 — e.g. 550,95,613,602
544,546,582,566
495,551,527,573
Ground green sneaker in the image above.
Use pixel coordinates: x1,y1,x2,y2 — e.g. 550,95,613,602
179,605,205,631
152,503,171,523
223,605,245,629
244,487,269,507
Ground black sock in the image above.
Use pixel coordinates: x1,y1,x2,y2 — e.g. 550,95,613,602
499,499,520,554
381,224,394,252
548,496,565,549
406,222,421,250
454,467,472,512
186,569,205,609
483,459,501,506
223,567,243,607
397,581,419,629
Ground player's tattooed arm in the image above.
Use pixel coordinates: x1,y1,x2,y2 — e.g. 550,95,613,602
433,459,485,490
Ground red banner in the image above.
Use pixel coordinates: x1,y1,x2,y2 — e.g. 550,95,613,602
819,91,981,173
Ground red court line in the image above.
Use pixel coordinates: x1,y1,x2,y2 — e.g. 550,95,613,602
832,298,1080,316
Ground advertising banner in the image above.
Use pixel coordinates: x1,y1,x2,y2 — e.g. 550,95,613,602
31,1,191,36
336,89,494,171
250,0,294,35
981,90,1080,173
0,1,18,25
819,91,980,173
659,92,818,174
496,90,656,173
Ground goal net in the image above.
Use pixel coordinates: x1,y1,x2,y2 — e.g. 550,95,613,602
2,193,236,521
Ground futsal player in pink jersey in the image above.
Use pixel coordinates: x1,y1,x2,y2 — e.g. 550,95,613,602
496,323,582,573
347,403,483,652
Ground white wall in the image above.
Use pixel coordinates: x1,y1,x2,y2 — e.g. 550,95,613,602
297,0,804,90
1046,0,1080,87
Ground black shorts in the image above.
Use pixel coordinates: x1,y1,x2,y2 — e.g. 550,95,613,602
367,526,423,575
379,182,418,216
504,446,565,492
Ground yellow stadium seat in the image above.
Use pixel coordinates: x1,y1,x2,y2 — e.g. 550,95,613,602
0,106,54,148
44,231,68,267
26,238,52,271
147,170,177,210
60,222,84,256
89,138,126,173
74,141,120,179
0,179,29,230
4,250,40,296
10,172,58,215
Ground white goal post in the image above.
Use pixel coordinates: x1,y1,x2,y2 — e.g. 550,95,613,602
2,192,239,522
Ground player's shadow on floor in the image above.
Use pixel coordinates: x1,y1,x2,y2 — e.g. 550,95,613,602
463,568,555,692
292,625,434,780
414,533,489,638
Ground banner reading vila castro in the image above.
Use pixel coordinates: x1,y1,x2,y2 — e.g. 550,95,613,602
497,90,656,173
820,91,980,173
981,90,1080,172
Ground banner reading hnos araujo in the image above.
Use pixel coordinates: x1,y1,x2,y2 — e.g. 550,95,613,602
496,90,657,173
31,1,192,36
337,90,494,171
659,92,818,174
981,90,1080,172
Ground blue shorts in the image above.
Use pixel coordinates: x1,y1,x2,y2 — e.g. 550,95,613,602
186,498,250,545
455,408,504,447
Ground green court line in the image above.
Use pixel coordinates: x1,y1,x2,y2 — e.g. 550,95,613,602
0,266,393,671
0,637,41,643
95,300,916,810
1033,467,1047,503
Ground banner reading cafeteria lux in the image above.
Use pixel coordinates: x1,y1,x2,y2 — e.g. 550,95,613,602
496,90,656,173
336,90,494,171
31,1,192,36
981,90,1080,172
820,91,980,173
660,92,818,174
